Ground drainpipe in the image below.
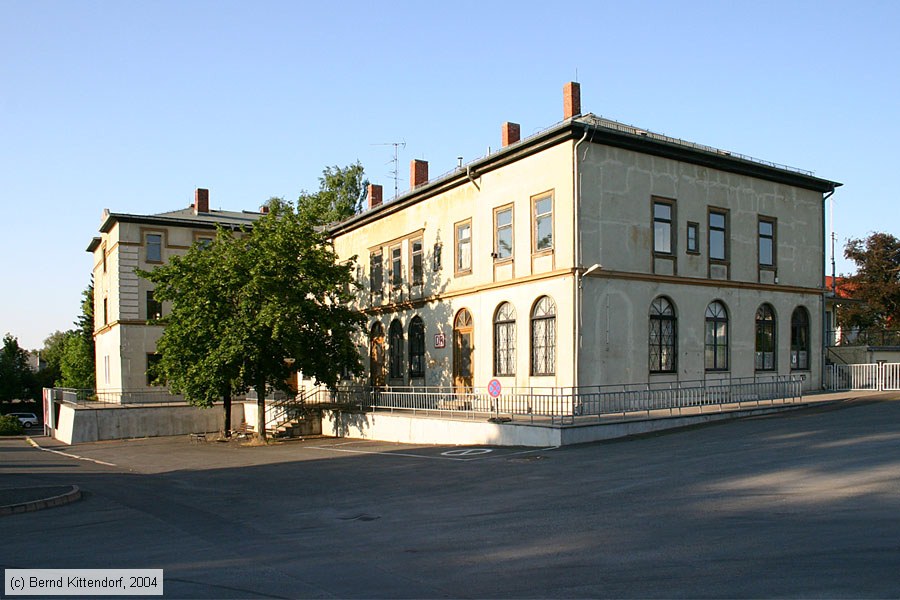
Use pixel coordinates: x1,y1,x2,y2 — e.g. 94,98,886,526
821,187,836,389
572,125,590,390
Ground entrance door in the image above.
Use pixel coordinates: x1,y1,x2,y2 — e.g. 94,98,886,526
453,309,474,392
369,322,385,387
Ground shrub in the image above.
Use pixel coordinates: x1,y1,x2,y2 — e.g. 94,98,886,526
0,414,24,436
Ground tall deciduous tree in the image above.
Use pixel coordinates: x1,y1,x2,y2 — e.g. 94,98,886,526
139,227,246,433
840,232,900,330
0,333,34,401
141,197,364,439
297,162,368,225
58,283,96,389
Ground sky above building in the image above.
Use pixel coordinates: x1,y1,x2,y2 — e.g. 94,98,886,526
2,0,897,350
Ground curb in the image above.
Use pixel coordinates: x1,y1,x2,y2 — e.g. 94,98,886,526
0,485,82,516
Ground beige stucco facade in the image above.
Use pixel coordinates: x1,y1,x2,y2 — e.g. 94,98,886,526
87,198,258,402
84,85,839,405
330,110,838,393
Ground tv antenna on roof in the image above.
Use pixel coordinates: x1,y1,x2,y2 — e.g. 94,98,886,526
372,141,406,200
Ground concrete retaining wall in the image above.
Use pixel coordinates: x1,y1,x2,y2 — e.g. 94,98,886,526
324,403,812,448
322,410,560,447
53,402,249,444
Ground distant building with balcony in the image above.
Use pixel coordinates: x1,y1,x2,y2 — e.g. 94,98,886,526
826,276,900,364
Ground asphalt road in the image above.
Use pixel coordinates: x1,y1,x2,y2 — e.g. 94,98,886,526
2,396,900,598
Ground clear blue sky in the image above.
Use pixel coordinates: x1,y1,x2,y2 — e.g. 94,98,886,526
2,0,898,350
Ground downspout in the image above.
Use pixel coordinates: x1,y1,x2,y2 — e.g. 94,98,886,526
820,187,836,389
572,125,590,389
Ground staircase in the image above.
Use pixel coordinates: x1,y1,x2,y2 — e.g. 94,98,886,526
265,388,322,439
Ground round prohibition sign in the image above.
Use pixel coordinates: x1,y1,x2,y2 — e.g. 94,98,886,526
441,448,493,457
487,379,502,398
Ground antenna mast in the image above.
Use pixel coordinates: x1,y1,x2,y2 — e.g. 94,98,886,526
372,141,406,200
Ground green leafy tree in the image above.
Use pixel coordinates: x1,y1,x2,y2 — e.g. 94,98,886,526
31,283,96,391
139,228,246,434
58,333,96,389
33,330,67,390
840,232,900,330
297,162,368,225
0,333,35,401
141,197,364,439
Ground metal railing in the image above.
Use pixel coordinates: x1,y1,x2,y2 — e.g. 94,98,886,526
313,375,803,425
262,388,318,432
826,363,900,391
826,329,900,348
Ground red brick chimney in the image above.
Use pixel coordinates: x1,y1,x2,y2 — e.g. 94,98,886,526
563,82,581,119
410,159,428,189
194,188,209,214
501,122,521,147
368,183,383,209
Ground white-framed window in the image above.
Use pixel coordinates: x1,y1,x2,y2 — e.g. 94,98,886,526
494,205,513,260
530,296,556,375
455,220,472,274
532,194,553,252
410,238,423,285
493,302,516,376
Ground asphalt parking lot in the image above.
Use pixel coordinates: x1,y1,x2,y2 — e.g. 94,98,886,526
3,396,900,598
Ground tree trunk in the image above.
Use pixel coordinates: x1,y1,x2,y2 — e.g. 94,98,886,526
256,382,267,441
223,390,232,438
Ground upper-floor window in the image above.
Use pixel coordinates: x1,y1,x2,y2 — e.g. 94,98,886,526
709,211,727,261
101,244,107,272
390,245,402,288
759,218,775,267
146,233,162,263
103,297,108,326
455,220,472,274
494,205,513,260
653,200,674,254
705,300,729,371
533,194,553,252
531,296,556,375
197,236,213,250
146,290,162,321
410,238,423,286
369,250,383,296
649,297,677,373
755,304,776,371
686,222,699,254
791,307,810,370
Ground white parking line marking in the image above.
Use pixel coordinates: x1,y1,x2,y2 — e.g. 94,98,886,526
302,443,559,462
26,438,118,467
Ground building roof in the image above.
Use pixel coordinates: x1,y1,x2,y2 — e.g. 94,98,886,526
330,112,841,236
88,205,263,252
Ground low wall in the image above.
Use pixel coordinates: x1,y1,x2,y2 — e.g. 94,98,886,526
323,403,816,448
52,402,249,444
322,410,560,447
